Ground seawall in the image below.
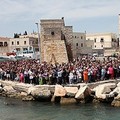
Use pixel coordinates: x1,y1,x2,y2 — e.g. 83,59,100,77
0,79,120,107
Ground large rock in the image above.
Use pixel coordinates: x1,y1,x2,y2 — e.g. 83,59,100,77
13,83,33,93
75,85,91,99
60,97,77,105
27,86,36,95
3,86,16,93
2,86,17,98
114,93,120,100
64,87,78,94
28,86,51,101
20,92,28,97
0,86,3,93
64,87,78,97
51,96,61,103
54,85,67,97
0,80,16,87
111,99,120,107
117,82,120,87
22,95,35,101
93,83,116,99
108,86,120,98
34,85,55,94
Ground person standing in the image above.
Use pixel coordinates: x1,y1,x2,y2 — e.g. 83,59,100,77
83,68,88,83
69,70,74,84
108,65,114,79
24,69,29,83
19,72,24,83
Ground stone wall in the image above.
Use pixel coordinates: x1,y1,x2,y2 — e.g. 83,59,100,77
63,26,73,61
1,79,120,106
42,40,68,64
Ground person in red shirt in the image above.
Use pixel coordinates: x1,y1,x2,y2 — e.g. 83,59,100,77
108,65,114,79
83,68,88,83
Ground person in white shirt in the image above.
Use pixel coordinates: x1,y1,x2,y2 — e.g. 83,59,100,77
69,71,74,84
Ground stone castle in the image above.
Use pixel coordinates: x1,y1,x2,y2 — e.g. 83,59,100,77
40,17,73,64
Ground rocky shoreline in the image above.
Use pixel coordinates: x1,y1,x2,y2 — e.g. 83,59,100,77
0,79,120,107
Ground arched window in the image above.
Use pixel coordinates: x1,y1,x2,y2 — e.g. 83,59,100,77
0,42,3,46
4,42,8,46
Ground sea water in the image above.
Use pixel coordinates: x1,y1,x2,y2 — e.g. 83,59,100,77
0,97,120,120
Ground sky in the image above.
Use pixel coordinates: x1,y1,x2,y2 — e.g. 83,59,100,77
0,0,120,37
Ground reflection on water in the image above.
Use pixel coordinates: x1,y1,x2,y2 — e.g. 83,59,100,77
0,97,120,120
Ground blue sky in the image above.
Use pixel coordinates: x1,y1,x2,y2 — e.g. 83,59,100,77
0,0,120,37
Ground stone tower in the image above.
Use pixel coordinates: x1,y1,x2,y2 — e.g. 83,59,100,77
40,18,73,64
118,14,120,37
118,14,120,49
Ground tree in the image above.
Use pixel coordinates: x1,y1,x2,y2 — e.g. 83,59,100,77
24,31,27,35
14,33,19,38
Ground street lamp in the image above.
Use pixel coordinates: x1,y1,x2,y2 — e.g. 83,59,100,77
35,22,41,62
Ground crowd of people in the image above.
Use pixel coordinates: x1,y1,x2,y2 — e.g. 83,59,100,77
0,55,120,85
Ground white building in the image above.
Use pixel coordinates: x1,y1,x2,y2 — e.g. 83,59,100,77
19,32,38,39
86,33,118,49
9,37,39,52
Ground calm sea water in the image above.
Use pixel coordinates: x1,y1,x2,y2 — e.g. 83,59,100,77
0,96,120,120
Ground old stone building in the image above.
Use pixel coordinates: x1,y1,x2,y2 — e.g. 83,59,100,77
118,14,120,36
86,33,118,56
40,17,73,64
72,32,92,57
119,14,120,45
0,37,10,55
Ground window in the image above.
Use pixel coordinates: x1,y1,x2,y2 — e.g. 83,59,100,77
94,38,96,42
0,42,3,46
75,36,76,38
24,41,26,45
32,41,34,44
29,46,33,50
101,45,103,47
29,51,33,53
12,41,14,45
76,43,78,49
4,42,8,46
35,39,38,44
81,43,83,47
100,38,104,42
16,48,20,51
112,38,116,42
76,43,78,46
23,48,28,51
35,48,39,52
81,36,83,39
17,41,19,45
94,45,96,48
51,31,54,36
